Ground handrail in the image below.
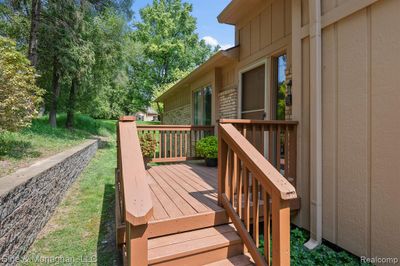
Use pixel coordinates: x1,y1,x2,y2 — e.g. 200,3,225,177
118,117,153,225
220,119,299,125
116,116,153,265
137,125,215,130
218,122,297,265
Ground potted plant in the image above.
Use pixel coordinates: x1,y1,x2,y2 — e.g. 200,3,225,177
196,136,218,167
139,133,157,169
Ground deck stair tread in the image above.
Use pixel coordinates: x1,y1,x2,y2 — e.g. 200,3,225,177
148,224,245,265
204,254,255,266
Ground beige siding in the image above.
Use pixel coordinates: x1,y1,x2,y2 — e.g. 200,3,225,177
370,0,400,259
320,0,400,258
238,0,290,62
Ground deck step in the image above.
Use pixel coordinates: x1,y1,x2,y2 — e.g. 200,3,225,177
204,254,255,266
148,224,245,265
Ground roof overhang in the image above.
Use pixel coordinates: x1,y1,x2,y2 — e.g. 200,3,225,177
218,0,266,25
156,46,239,102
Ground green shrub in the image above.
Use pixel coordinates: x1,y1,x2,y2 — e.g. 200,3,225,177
139,133,157,158
0,37,44,132
196,136,218,159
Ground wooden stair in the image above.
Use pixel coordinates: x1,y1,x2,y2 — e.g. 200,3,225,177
147,224,254,266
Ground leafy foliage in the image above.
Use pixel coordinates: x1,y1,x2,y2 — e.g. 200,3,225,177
139,133,157,158
259,227,370,266
134,0,216,104
0,37,44,132
196,136,218,159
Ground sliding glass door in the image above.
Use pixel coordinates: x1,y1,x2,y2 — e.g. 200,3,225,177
193,86,212,125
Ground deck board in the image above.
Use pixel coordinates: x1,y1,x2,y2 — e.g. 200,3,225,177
146,162,219,223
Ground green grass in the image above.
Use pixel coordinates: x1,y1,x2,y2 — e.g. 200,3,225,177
21,143,118,266
0,114,116,177
259,227,370,265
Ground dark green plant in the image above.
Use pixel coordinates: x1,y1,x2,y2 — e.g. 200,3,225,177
196,136,218,159
139,133,157,158
259,227,370,265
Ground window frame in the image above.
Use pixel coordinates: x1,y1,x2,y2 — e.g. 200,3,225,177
192,85,213,126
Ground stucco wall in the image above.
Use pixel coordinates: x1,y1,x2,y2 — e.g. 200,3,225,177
0,140,98,265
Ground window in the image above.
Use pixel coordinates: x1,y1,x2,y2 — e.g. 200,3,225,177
274,54,287,120
193,86,212,125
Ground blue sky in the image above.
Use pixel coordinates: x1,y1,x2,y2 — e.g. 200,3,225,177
132,0,235,49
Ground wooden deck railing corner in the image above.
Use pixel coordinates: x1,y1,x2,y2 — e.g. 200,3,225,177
116,116,153,266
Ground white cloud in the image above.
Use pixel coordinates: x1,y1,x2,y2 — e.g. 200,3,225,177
202,36,233,51
202,36,219,47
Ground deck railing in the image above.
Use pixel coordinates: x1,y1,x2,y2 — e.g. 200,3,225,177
220,119,298,187
116,117,153,266
218,121,297,265
136,125,214,163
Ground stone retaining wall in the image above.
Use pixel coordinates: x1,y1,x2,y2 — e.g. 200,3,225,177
0,140,98,265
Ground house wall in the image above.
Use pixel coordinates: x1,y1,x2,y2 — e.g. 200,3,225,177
163,87,191,125
294,0,400,259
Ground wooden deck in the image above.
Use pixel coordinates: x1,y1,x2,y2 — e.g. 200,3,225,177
116,118,298,265
146,162,230,238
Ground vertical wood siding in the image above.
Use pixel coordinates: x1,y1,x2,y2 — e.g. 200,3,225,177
318,0,400,258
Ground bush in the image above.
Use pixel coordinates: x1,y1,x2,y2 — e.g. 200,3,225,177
196,136,218,159
139,133,157,158
0,37,44,132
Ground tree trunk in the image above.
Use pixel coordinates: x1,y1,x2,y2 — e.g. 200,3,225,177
28,0,41,67
66,77,78,129
49,56,60,128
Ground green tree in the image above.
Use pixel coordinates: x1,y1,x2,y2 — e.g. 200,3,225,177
133,0,216,111
0,37,44,131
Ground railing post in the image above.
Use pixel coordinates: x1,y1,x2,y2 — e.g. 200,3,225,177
127,223,148,266
218,124,227,206
272,194,291,266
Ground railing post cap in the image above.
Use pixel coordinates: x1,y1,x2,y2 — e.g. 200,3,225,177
119,116,136,122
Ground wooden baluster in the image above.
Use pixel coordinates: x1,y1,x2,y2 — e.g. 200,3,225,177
284,125,289,177
276,125,281,171
231,152,237,207
174,131,178,159
180,131,183,158
243,167,250,231
260,125,265,156
153,131,157,159
268,125,274,163
252,124,256,147
252,176,259,247
226,148,232,201
169,131,173,158
288,125,297,186
237,157,243,218
164,131,167,158
185,130,188,157
272,194,291,266
262,190,271,264
218,132,228,206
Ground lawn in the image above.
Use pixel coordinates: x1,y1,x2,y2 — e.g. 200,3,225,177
0,114,116,177
21,141,118,266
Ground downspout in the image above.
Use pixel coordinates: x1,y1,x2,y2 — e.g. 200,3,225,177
304,0,323,250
